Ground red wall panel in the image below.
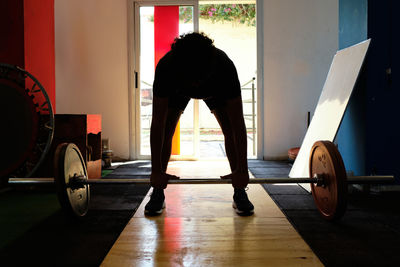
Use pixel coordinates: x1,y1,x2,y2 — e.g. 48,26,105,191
24,0,56,111
154,6,179,66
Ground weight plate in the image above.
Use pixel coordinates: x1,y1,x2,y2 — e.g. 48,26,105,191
0,63,54,182
55,143,90,217
309,141,347,221
0,81,38,178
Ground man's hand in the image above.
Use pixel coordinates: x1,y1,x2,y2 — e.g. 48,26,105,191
220,171,249,189
150,171,180,189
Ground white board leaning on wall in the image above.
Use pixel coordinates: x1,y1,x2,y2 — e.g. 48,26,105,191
289,39,371,191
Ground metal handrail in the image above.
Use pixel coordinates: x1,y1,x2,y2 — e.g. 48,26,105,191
240,77,256,155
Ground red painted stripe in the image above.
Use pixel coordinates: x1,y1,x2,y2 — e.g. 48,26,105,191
24,0,56,112
154,6,179,67
154,6,180,155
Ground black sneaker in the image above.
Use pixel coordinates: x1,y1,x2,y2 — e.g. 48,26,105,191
144,188,165,216
233,188,254,216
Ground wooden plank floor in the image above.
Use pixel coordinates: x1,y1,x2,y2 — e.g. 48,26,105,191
101,161,322,267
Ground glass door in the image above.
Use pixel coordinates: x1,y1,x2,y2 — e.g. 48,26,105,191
132,1,257,160
134,1,199,159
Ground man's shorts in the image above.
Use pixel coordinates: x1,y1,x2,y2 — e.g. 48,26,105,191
168,94,231,113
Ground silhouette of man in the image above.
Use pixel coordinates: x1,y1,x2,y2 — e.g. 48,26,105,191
146,32,254,216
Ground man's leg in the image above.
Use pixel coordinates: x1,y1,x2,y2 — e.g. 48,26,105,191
211,98,249,188
209,98,254,216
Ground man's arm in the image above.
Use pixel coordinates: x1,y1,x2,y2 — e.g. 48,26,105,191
150,96,169,173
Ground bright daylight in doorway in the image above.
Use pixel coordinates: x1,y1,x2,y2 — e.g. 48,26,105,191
138,1,256,159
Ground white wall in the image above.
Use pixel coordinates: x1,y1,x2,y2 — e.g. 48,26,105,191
55,0,130,159
54,0,337,160
261,0,338,159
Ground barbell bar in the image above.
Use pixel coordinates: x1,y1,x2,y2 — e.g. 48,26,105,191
8,176,394,185
7,142,396,221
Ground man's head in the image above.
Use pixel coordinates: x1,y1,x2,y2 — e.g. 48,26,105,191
171,32,215,60
170,32,216,98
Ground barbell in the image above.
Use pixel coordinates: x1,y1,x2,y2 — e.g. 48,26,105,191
8,141,394,221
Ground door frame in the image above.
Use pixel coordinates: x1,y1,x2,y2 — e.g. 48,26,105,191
128,0,263,160
128,0,199,160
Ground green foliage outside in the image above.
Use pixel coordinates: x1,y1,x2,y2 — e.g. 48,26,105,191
180,4,256,26
180,6,193,23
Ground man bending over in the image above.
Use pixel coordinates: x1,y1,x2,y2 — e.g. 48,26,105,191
146,32,254,216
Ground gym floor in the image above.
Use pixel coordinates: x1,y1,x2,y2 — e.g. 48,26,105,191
251,160,400,267
1,160,400,266
102,160,321,266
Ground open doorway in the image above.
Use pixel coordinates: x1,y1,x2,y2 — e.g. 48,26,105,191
132,1,257,160
197,1,257,158
134,2,198,160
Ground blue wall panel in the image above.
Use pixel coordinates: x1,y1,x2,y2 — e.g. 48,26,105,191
337,0,399,182
336,0,368,176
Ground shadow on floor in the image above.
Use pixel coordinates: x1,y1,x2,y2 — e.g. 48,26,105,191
0,171,150,266
2,160,400,266
248,159,400,267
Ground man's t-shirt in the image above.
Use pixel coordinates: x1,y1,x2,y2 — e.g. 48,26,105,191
153,48,241,105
